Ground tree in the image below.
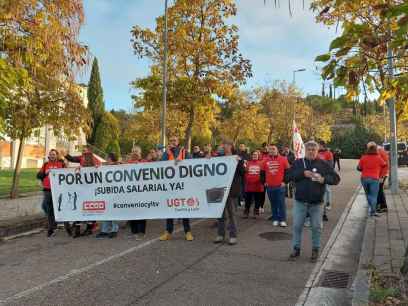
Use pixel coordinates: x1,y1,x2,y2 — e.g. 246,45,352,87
131,0,252,149
217,90,269,145
312,1,408,116
0,0,89,198
93,112,120,156
87,58,105,144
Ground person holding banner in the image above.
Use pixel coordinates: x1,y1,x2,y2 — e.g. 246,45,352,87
62,146,99,238
96,153,121,239
263,145,290,227
127,146,148,239
37,149,66,237
160,136,194,242
243,151,264,218
214,140,245,245
288,141,340,262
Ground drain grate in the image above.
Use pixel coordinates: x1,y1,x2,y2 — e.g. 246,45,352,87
259,232,292,241
320,270,351,289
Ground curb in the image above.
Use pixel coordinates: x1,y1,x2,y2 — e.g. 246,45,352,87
296,186,362,306
0,215,47,241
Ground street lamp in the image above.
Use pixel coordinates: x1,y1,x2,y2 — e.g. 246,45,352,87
292,68,306,85
160,0,169,149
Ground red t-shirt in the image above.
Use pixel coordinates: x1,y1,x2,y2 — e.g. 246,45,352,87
244,160,264,192
358,154,386,180
318,150,333,161
262,155,290,187
378,149,389,178
40,160,65,189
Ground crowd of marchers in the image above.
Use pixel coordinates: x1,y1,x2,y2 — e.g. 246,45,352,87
36,136,388,262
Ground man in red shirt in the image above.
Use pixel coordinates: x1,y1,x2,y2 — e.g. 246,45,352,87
262,145,290,227
37,149,66,237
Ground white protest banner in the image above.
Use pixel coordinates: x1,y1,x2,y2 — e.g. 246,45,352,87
50,156,238,221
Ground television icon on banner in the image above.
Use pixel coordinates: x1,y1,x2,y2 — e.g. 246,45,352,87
206,187,227,204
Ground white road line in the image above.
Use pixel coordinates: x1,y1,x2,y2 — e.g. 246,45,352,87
0,219,206,305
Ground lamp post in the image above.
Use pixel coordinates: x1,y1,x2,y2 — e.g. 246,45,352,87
160,0,169,149
292,68,306,85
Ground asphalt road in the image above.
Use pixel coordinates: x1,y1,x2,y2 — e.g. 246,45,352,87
0,159,360,306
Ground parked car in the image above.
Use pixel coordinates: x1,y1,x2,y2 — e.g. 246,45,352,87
383,142,408,166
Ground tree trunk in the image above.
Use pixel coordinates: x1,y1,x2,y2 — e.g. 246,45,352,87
10,137,25,199
184,108,195,152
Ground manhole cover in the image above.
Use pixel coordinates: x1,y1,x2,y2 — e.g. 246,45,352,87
259,232,292,241
320,270,351,289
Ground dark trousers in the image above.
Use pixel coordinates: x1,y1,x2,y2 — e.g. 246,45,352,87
166,218,190,234
260,189,266,208
335,159,341,171
377,179,387,210
244,192,263,211
130,220,146,234
42,191,56,231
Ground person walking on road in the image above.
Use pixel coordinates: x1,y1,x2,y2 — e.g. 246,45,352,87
318,141,334,222
377,146,389,213
333,149,341,171
288,141,340,262
37,149,66,237
243,151,264,219
263,144,290,227
96,153,121,239
159,136,194,241
358,142,387,217
214,140,245,245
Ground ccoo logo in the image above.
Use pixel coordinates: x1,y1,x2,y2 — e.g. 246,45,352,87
83,201,106,212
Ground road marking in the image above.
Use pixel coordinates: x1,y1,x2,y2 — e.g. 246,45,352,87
0,219,206,305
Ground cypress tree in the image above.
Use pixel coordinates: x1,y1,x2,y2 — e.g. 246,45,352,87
87,57,105,144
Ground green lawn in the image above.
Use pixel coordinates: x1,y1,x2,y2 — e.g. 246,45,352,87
0,168,42,197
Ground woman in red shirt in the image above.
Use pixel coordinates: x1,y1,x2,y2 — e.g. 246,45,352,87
243,151,264,218
358,142,386,217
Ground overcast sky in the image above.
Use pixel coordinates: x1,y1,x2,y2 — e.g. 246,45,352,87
78,0,339,111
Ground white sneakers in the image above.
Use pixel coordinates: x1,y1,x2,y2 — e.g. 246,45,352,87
272,221,279,226
280,221,287,227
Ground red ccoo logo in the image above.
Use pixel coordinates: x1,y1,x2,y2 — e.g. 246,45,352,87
83,201,106,212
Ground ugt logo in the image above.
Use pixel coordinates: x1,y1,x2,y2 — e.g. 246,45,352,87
167,197,199,208
83,201,106,212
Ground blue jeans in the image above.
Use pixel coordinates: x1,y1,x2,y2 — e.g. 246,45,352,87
361,178,380,216
100,221,119,233
267,186,286,221
292,200,323,250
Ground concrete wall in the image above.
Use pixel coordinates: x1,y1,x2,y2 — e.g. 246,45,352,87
0,194,43,221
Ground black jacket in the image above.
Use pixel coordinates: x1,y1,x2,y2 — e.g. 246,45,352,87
218,154,245,198
286,158,340,204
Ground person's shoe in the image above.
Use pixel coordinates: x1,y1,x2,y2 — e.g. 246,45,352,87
323,214,329,222
304,220,311,227
185,231,194,241
213,235,224,243
159,231,172,241
96,232,109,239
374,213,380,217
108,232,118,238
279,221,287,227
64,223,72,236
243,209,249,219
267,216,273,221
228,237,237,245
73,225,81,238
83,228,93,236
311,248,319,263
260,208,265,214
288,248,300,261
47,230,55,237
272,221,279,226
325,202,331,210
135,234,145,241
253,209,259,219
